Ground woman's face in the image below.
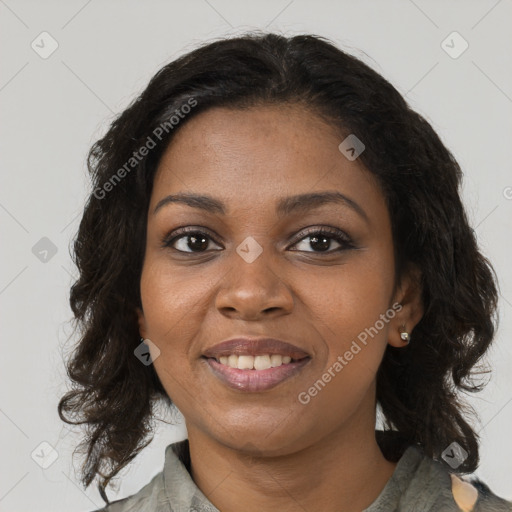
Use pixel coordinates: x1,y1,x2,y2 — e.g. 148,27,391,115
138,104,417,455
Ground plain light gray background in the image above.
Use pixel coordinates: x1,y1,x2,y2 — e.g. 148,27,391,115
1,1,511,510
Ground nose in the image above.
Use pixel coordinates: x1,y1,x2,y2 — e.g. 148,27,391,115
214,248,294,321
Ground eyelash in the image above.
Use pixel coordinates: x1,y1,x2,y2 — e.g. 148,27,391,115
160,226,355,254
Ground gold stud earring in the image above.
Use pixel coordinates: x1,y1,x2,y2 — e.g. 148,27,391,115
399,324,410,344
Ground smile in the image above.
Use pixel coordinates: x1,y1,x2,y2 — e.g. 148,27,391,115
216,354,300,369
203,355,311,392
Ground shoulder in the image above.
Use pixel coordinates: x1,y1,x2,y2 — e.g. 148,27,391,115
88,470,167,512
86,439,202,512
461,476,512,512
374,430,512,512
401,447,511,512
369,439,511,512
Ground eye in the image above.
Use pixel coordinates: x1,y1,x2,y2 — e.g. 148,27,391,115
161,228,222,253
162,226,355,255
290,227,354,253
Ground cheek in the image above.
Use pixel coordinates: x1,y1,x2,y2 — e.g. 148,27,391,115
140,266,202,404
298,250,394,391
294,274,392,429
140,258,209,340
299,249,395,337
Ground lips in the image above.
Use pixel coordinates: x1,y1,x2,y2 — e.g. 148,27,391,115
202,337,311,392
205,357,310,392
202,337,310,360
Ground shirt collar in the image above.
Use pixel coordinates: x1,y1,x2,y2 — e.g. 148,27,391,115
162,436,426,511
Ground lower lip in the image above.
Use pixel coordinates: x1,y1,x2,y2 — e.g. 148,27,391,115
204,357,311,392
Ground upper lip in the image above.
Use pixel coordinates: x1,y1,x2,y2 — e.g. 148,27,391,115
202,337,311,359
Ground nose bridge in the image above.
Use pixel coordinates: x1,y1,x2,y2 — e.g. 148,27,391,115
215,236,293,318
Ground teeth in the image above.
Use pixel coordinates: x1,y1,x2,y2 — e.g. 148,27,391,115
254,355,271,370
237,355,254,370
216,354,296,370
271,355,292,366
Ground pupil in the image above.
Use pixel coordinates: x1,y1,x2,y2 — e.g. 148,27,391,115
189,235,208,251
310,235,330,252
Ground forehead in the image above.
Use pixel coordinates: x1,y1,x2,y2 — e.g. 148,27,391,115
151,105,384,218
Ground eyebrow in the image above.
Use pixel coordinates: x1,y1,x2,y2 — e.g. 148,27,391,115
153,191,369,223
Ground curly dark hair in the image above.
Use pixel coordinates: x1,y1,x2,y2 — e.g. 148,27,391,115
58,31,499,503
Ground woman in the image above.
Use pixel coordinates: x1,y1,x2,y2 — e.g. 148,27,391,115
58,32,512,511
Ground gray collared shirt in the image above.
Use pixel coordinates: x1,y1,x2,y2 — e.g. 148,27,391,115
91,440,511,512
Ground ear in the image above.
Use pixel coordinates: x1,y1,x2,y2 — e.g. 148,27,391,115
388,263,423,348
136,307,148,340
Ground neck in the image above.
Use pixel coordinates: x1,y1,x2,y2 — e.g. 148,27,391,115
187,419,396,512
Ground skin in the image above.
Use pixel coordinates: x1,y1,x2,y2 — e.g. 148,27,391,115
137,104,423,512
